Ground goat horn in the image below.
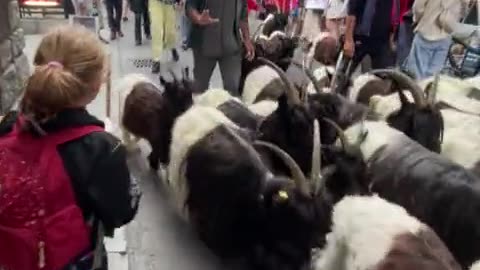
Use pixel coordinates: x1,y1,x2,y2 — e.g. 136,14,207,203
224,126,270,173
370,69,427,108
254,141,310,197
322,118,348,151
292,60,323,94
310,119,321,189
426,73,440,105
257,57,301,105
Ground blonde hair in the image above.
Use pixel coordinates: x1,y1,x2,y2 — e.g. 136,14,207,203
22,25,107,121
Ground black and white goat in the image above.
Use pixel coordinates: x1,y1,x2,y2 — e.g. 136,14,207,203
166,103,324,270
367,70,480,172
313,195,462,270
324,119,480,269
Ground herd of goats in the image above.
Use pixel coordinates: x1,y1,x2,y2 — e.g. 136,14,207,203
116,12,480,270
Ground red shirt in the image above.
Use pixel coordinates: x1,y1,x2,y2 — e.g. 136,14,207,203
391,0,413,27
248,0,259,12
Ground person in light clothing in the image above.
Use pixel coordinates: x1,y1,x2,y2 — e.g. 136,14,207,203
301,0,328,42
325,0,348,39
405,0,470,79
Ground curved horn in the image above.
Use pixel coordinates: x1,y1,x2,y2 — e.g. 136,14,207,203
292,60,324,94
427,74,440,105
310,119,321,184
370,69,427,108
224,126,270,172
254,141,310,196
322,118,348,151
257,57,301,105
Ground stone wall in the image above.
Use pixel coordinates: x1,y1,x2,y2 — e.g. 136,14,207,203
0,0,29,113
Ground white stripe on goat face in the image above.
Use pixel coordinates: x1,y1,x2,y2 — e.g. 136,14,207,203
341,121,406,162
168,106,239,216
313,195,423,270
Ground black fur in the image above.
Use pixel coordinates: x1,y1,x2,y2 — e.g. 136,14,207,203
257,94,315,176
184,126,320,270
262,13,289,37
386,90,444,153
217,100,261,131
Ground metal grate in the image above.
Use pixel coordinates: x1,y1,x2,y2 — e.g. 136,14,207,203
129,58,155,69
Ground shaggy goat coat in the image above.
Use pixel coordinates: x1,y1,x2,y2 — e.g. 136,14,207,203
341,121,480,269
313,195,461,270
167,106,239,216
369,91,480,170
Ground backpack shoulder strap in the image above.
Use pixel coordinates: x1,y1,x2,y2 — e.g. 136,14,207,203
46,125,105,146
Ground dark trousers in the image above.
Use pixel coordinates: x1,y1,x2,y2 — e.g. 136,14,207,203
105,0,123,32
396,21,414,68
135,11,151,42
346,35,393,77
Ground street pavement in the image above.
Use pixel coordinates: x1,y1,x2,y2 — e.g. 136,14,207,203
24,11,261,270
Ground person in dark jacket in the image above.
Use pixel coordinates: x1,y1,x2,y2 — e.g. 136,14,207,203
0,25,140,270
343,0,395,75
105,0,125,40
129,0,151,45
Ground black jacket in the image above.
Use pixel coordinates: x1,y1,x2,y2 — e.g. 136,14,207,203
0,108,140,267
129,0,148,13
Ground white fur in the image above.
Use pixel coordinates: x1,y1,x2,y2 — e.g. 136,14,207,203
419,75,479,97
258,30,287,40
194,88,242,108
242,65,280,104
167,106,238,215
313,195,423,270
341,121,405,162
306,65,335,94
348,74,382,102
369,91,480,169
116,73,157,149
247,100,278,117
470,260,480,270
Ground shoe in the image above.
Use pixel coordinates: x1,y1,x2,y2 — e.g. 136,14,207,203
151,61,160,74
145,34,152,40
135,40,142,46
110,31,116,40
118,31,124,38
171,49,179,62
181,42,188,51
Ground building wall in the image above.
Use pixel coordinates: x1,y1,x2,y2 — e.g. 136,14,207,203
0,0,30,113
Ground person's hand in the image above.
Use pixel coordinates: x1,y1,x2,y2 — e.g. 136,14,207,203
343,38,355,58
244,39,255,61
197,9,219,25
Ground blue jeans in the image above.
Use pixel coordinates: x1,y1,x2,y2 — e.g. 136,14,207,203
405,33,451,80
181,13,191,45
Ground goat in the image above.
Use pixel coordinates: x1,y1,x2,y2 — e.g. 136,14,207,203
240,32,298,99
368,71,480,169
313,195,462,270
166,103,324,270
327,119,480,269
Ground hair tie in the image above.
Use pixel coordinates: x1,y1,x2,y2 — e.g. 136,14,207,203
47,61,63,69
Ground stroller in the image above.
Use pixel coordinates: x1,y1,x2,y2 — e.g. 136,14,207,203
443,1,480,78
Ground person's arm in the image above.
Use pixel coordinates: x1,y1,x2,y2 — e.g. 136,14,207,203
240,0,251,43
412,0,428,23
343,0,360,57
85,138,141,232
186,0,219,25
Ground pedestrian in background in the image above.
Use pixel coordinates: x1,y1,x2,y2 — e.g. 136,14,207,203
180,0,192,50
105,0,124,40
129,0,151,45
325,0,348,40
343,0,394,75
186,0,255,95
392,0,414,68
301,0,327,43
123,0,131,21
405,0,469,79
150,0,180,73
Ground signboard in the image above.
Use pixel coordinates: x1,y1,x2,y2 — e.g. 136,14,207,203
21,0,60,6
69,15,99,34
